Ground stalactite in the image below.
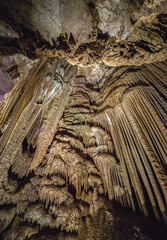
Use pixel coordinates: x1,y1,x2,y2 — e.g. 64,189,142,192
122,90,167,223
0,59,48,154
0,56,167,239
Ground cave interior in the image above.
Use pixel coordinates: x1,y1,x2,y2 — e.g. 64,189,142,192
0,0,167,240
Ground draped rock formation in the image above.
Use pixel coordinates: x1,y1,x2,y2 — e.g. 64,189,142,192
0,0,167,240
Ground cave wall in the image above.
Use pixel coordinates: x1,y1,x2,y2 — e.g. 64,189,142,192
0,57,167,240
0,0,167,66
0,0,167,240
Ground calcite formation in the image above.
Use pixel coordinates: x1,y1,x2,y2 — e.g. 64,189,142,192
0,0,167,240
0,57,166,240
0,0,167,66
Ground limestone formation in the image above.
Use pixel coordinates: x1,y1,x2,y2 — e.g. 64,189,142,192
0,0,167,240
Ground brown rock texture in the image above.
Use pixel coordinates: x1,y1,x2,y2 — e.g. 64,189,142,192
0,57,167,239
0,0,167,66
0,0,167,239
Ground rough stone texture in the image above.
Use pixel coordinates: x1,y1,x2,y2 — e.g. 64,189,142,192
143,0,167,12
0,0,167,66
0,0,167,239
0,58,167,239
95,0,133,40
0,0,92,45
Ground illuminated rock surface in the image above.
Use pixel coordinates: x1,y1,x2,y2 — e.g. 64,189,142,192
0,1,167,239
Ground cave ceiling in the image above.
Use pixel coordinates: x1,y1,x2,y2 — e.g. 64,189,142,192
0,1,167,240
